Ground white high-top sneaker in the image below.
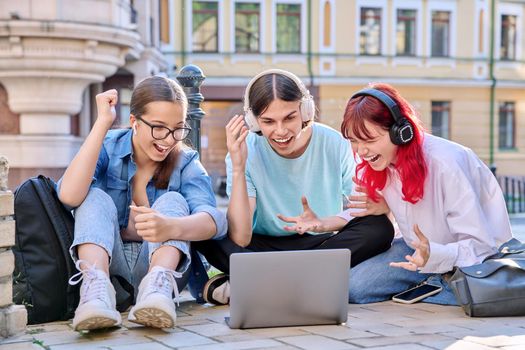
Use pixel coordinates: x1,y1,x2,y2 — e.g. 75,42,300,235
128,266,181,328
69,260,121,331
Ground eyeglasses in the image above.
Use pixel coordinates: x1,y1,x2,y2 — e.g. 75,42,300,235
135,116,191,141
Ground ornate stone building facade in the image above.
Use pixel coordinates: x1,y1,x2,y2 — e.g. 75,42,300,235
0,0,168,188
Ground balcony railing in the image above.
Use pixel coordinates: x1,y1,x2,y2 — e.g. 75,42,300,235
499,175,525,213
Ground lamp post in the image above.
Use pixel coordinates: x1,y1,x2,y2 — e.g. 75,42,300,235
176,65,206,155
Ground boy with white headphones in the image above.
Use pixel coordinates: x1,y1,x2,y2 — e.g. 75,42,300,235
193,69,395,305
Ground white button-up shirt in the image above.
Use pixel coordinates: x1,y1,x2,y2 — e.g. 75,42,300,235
340,134,513,273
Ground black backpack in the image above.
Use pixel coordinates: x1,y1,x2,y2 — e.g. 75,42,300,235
12,175,79,324
13,176,135,324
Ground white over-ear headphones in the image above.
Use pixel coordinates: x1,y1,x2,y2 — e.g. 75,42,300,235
243,69,316,133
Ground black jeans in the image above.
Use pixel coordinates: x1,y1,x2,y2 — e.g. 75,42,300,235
193,214,394,274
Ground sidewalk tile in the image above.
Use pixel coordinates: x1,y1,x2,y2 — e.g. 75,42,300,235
477,317,525,328
437,339,494,350
181,322,245,337
27,330,89,346
445,326,525,340
246,327,309,338
418,338,461,349
344,322,413,337
109,342,173,350
347,334,455,348
0,342,39,349
174,318,212,327
0,332,34,344
298,325,377,340
180,339,282,350
118,326,181,337
277,335,359,349
363,345,435,350
27,323,72,334
214,332,268,343
47,329,151,349
402,324,471,334
397,317,485,329
147,330,217,348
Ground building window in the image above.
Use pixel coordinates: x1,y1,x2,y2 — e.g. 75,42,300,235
159,0,170,44
431,11,450,57
499,102,515,149
119,88,133,127
431,101,451,139
360,8,382,55
323,1,332,47
192,1,219,52
396,9,416,56
501,15,517,60
130,0,137,24
478,9,484,54
235,2,260,53
276,4,301,53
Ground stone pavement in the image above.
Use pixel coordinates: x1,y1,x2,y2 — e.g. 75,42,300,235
0,211,524,349
1,293,525,350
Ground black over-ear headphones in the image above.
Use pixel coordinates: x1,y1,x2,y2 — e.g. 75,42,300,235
351,88,414,145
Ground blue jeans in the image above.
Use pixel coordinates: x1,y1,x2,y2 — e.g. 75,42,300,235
348,239,458,305
70,187,191,305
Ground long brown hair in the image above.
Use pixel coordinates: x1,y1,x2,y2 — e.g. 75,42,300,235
130,76,188,188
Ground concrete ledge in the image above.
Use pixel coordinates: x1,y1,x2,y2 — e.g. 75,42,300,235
0,250,14,278
0,304,27,338
0,276,13,307
0,192,14,217
0,220,15,248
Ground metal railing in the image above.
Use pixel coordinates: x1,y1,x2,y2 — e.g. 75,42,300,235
498,175,525,213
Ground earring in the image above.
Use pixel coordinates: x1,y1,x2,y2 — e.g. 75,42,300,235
132,123,137,136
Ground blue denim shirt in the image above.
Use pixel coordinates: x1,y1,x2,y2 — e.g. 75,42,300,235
62,129,227,239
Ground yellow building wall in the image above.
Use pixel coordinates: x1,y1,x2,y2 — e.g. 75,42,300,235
320,84,525,175
169,0,525,175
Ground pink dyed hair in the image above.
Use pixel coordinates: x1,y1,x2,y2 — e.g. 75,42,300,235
341,83,427,204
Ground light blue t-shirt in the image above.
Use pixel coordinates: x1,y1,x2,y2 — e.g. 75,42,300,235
226,123,355,236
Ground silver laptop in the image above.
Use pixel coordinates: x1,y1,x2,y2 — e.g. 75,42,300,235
226,249,350,329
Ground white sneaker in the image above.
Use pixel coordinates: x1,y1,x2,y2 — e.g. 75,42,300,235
69,260,121,331
128,266,181,328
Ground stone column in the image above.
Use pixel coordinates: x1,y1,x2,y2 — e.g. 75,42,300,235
0,156,27,338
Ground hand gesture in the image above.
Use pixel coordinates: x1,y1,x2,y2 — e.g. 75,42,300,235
131,205,176,243
95,89,118,128
390,224,430,271
346,176,390,217
226,115,249,171
277,196,323,234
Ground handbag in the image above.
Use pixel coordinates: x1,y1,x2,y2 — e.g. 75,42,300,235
449,238,525,317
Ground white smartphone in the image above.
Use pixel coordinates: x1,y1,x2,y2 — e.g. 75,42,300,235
392,283,443,304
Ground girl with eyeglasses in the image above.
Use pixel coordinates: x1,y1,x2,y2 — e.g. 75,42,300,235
58,76,226,330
